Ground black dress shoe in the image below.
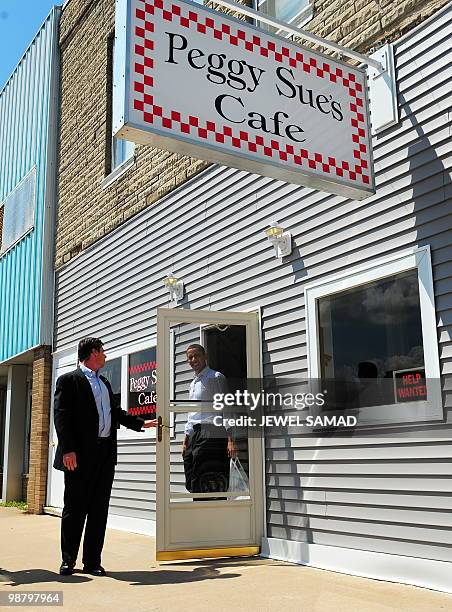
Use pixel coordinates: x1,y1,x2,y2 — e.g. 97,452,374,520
59,561,75,576
83,565,106,576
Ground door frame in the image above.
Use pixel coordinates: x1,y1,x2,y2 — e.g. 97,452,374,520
156,306,265,560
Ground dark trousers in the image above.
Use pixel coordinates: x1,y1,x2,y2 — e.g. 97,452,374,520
61,438,115,567
183,424,229,494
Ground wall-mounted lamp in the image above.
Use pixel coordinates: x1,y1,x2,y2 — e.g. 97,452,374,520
163,272,184,303
265,221,292,258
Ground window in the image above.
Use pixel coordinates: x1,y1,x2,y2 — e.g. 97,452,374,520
305,247,442,425
111,137,135,172
101,357,122,408
0,167,36,254
319,270,425,407
108,339,158,440
257,0,313,32
105,34,134,180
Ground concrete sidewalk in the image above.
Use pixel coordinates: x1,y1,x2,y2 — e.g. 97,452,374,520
1,508,451,612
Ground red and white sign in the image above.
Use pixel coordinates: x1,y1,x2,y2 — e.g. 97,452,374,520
114,0,375,199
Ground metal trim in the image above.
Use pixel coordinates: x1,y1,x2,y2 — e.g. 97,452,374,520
156,546,260,561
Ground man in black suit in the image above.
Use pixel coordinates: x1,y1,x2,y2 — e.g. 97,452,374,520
53,337,155,576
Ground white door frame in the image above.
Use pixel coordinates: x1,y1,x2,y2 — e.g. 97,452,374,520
156,307,264,561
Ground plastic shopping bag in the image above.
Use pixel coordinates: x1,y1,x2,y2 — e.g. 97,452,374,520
228,457,249,499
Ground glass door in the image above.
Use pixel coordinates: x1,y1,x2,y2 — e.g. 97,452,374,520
156,307,264,561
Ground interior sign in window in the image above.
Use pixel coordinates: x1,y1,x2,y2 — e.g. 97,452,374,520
128,347,157,417
114,0,375,200
393,368,427,403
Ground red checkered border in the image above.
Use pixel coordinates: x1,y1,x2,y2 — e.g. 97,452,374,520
132,0,370,185
129,360,157,374
129,405,156,415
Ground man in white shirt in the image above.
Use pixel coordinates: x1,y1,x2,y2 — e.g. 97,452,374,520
182,344,236,494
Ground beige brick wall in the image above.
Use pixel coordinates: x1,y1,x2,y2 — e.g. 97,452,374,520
27,346,52,514
307,0,450,52
56,0,450,268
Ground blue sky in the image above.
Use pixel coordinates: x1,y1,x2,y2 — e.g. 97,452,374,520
0,0,63,90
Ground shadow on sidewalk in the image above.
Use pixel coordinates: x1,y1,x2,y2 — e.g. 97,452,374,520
107,557,290,586
108,566,241,585
159,557,289,569
0,566,240,587
0,568,91,586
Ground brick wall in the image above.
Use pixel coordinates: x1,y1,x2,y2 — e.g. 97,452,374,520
307,0,450,51
55,0,450,268
27,346,52,514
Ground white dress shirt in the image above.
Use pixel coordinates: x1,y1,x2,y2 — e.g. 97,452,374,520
185,366,227,436
80,363,112,437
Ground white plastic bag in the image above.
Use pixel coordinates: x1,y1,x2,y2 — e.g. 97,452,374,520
228,457,249,499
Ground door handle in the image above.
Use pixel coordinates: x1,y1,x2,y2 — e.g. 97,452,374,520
157,416,170,442
49,441,56,447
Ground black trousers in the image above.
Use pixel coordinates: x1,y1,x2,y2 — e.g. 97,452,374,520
61,438,115,567
183,424,229,494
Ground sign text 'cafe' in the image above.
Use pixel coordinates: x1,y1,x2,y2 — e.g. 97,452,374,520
114,0,375,200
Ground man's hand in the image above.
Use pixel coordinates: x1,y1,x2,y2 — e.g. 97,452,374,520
142,419,158,428
227,438,237,458
63,452,77,471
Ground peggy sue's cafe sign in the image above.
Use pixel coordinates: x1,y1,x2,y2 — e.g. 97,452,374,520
113,0,375,200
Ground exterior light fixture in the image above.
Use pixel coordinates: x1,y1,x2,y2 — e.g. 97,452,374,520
265,221,292,258
163,272,184,303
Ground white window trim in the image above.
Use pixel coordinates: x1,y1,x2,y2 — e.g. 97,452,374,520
100,153,135,190
52,345,78,367
305,246,443,425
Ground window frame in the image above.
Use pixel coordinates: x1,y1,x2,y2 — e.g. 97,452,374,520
102,31,135,189
305,246,443,425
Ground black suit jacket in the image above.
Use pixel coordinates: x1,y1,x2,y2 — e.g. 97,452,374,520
53,367,145,471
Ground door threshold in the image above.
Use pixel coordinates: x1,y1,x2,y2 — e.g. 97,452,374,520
157,546,260,561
